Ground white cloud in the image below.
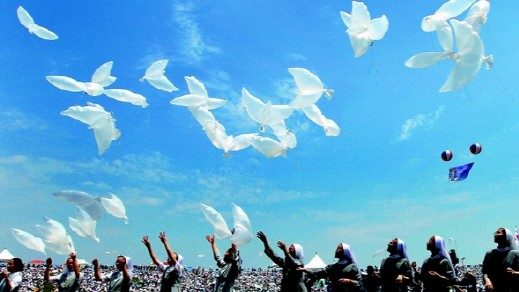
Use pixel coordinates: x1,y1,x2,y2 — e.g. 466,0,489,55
173,1,221,65
287,53,307,61
398,105,444,141
0,108,48,132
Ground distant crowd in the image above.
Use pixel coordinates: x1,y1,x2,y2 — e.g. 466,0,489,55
1,227,518,291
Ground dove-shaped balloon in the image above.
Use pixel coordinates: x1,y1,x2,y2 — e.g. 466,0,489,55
69,206,100,243
103,89,149,108
340,1,388,58
200,203,253,246
249,135,288,158
202,120,258,155
170,76,226,110
405,19,493,92
241,87,294,132
11,228,46,254
301,105,341,137
35,217,75,255
140,59,179,92
463,0,490,33
288,68,334,109
99,193,129,224
46,61,116,96
421,0,476,32
17,6,58,40
61,103,121,155
270,122,297,149
53,190,105,220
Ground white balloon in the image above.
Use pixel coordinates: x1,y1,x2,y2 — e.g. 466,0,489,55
340,1,388,58
61,103,121,155
463,0,490,33
200,204,232,240
69,206,100,243
249,135,287,158
46,61,116,96
288,68,334,109
421,0,476,32
241,87,293,131
103,89,149,108
11,228,46,254
141,59,179,92
439,19,492,92
53,190,105,220
17,6,58,40
35,217,75,255
171,76,226,110
301,105,341,137
100,193,129,224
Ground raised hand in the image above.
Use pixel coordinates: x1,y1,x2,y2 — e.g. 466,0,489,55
159,231,168,243
142,235,151,247
206,235,215,244
256,231,267,243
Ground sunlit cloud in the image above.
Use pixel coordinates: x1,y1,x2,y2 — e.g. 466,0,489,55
173,1,221,65
0,108,48,132
398,105,444,141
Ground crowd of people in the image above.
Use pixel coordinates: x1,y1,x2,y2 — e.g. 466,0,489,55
0,227,518,291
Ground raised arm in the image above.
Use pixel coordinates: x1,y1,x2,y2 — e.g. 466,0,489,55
121,260,131,283
159,232,177,265
257,231,284,267
142,235,161,266
92,259,103,281
206,235,220,256
70,252,80,279
44,257,53,283
277,241,299,267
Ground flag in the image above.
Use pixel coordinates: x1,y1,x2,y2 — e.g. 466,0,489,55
449,162,474,182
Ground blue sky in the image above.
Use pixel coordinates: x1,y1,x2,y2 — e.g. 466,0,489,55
1,0,518,269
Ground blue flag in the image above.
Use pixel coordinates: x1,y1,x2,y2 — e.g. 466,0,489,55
449,162,474,182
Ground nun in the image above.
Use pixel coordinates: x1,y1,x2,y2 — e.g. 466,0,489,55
0,258,24,292
206,235,241,292
482,227,519,292
93,255,133,292
420,236,456,292
142,232,183,292
44,252,82,291
379,238,412,292
257,230,307,292
299,243,364,291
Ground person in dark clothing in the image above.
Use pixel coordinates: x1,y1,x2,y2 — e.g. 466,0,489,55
379,238,412,292
363,266,380,292
257,231,307,292
482,227,519,292
299,242,364,292
420,235,456,292
206,235,241,292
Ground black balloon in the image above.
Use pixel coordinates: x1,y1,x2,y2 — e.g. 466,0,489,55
470,143,482,155
441,150,453,161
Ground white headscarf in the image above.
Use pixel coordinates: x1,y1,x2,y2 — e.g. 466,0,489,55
123,256,133,272
175,254,184,277
339,243,356,264
432,236,456,277
176,254,184,267
504,228,519,251
396,238,409,260
292,244,304,261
